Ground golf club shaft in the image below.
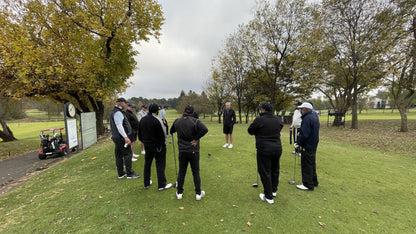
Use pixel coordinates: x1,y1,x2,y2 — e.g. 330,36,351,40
171,135,178,179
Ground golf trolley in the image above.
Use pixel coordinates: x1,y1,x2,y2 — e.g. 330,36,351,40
38,128,68,160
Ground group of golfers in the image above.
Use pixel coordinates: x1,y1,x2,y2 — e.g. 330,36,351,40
110,98,319,204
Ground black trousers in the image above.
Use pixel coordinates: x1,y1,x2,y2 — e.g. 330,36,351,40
257,149,282,200
112,137,134,177
143,145,167,188
177,152,201,195
300,148,319,190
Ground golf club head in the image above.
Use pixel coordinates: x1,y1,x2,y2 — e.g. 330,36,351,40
252,183,258,188
289,180,295,185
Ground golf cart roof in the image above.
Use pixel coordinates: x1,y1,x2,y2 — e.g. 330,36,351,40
40,128,65,132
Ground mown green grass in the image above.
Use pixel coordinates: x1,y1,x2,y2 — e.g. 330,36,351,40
24,109,62,122
1,115,415,233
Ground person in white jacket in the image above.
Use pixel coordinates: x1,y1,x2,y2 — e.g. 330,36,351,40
290,101,302,154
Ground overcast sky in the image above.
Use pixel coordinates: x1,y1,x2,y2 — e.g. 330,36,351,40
123,0,256,99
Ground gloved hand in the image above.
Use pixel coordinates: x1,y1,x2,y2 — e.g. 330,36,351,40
294,143,299,149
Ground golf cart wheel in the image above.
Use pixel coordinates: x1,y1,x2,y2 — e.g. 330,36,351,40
59,150,68,156
38,154,47,160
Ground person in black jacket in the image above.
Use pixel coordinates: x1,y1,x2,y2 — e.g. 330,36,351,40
222,102,236,149
248,102,283,204
170,105,208,201
125,104,140,160
138,103,172,191
109,98,140,179
295,102,320,191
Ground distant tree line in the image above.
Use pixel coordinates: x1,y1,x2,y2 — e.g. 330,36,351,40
127,96,179,111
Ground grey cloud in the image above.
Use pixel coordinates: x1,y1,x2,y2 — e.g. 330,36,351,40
124,0,255,99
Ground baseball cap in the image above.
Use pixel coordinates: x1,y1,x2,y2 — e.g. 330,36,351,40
184,105,194,114
298,102,313,110
116,97,127,103
148,103,160,113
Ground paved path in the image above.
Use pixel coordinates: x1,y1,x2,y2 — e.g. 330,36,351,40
0,151,65,187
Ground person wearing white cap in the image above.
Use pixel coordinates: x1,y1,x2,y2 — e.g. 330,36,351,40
294,102,320,191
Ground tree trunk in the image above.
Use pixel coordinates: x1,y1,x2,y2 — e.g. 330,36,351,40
94,100,106,136
398,105,408,132
217,111,222,124
351,94,358,129
237,98,242,124
0,117,18,142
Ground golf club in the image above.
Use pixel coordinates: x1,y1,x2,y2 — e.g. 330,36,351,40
289,153,296,184
252,172,259,187
289,128,297,184
171,135,178,188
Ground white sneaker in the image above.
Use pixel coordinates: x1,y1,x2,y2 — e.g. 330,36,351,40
259,193,274,204
228,144,233,149
158,183,173,191
296,184,311,190
132,157,137,162
141,150,146,155
272,192,277,197
196,191,205,201
176,192,183,200
222,143,229,148
133,153,139,158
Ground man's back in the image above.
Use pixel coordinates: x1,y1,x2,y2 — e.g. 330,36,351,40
138,114,165,147
248,112,282,152
171,115,208,153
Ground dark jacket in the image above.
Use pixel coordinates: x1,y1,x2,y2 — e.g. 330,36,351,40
247,112,283,152
170,114,208,153
109,107,132,140
297,111,320,150
125,109,139,139
138,114,165,148
125,109,139,131
223,108,236,126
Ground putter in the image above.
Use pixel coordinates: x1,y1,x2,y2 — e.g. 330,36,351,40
289,128,297,184
171,135,178,188
289,153,296,184
252,172,259,187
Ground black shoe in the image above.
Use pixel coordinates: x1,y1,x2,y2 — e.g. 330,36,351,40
127,173,141,179
118,173,127,179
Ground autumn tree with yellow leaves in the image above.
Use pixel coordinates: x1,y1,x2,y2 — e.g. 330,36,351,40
0,0,164,136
